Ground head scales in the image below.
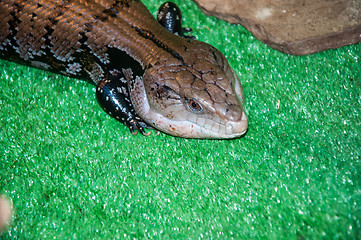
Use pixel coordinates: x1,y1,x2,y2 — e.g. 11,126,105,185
130,39,248,139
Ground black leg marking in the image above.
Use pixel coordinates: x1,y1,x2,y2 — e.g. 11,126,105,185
157,2,194,39
96,75,152,135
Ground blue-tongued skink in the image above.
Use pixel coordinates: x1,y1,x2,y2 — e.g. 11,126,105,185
0,0,248,139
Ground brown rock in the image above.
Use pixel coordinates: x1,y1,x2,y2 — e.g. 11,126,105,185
192,0,361,55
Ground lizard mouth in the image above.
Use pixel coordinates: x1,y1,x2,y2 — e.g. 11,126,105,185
141,108,248,139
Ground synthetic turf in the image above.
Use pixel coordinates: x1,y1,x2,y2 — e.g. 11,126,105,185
0,0,360,238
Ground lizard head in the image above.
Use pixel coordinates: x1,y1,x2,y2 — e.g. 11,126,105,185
130,41,248,139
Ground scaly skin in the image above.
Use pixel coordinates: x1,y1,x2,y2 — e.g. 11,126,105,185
0,0,248,138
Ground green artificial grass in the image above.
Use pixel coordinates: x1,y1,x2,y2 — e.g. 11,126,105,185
0,0,360,239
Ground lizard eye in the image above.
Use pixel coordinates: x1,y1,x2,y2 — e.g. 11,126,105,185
186,98,203,113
